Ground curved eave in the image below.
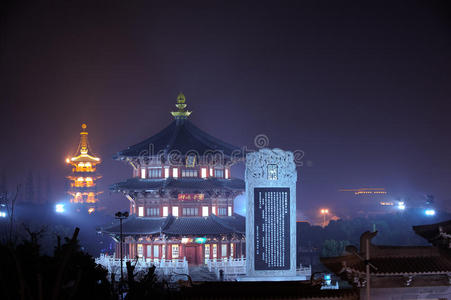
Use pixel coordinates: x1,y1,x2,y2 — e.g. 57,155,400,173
110,177,245,193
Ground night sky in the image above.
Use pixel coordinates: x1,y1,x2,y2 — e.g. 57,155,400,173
1,1,451,222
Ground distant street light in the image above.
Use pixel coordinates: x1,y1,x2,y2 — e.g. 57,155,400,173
115,211,129,285
55,203,65,213
320,208,329,227
397,201,406,210
425,209,436,216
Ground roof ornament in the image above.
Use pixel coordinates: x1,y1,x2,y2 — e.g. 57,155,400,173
171,92,192,120
80,123,88,154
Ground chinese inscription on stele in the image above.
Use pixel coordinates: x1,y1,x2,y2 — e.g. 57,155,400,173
254,187,290,270
245,148,297,278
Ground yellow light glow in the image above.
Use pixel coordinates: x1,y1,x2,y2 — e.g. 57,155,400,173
66,158,70,163
77,177,84,181
88,207,95,214
320,209,329,214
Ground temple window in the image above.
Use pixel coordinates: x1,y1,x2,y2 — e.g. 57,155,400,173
209,168,213,176
228,206,232,216
146,245,152,258
164,167,169,178
214,169,224,178
147,207,159,216
182,207,199,216
221,244,227,257
212,206,217,215
172,206,179,217
138,206,144,217
212,244,217,258
137,244,143,258
218,207,227,216
205,244,210,261
162,245,166,258
172,168,178,178
202,206,209,217
181,169,198,177
201,168,207,178
171,244,179,259
153,245,159,258
163,206,169,217
148,167,161,178
230,243,234,257
225,169,230,179
141,168,146,179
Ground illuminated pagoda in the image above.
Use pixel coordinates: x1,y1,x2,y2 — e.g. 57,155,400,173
100,93,245,265
66,124,102,211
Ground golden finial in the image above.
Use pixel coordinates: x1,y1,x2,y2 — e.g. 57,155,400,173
82,123,87,130
171,92,192,119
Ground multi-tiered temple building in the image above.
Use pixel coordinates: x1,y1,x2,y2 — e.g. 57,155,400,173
66,124,102,212
101,94,245,265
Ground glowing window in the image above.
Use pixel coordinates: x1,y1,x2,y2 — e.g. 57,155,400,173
138,206,144,217
162,245,166,258
202,206,209,217
212,244,217,258
172,168,178,178
171,244,179,259
148,167,161,178
230,243,234,257
85,177,92,181
77,177,84,181
141,168,146,179
153,245,159,258
212,206,216,215
225,169,229,179
164,167,169,178
163,206,169,217
137,244,143,258
228,206,232,216
146,245,152,258
214,169,224,178
201,168,207,178
172,206,179,217
209,168,213,176
221,244,227,257
205,244,210,261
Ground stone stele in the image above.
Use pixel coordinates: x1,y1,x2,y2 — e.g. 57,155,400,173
245,148,297,279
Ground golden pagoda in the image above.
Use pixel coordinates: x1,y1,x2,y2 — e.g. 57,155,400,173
66,124,102,209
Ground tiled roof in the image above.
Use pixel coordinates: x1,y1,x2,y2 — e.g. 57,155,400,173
352,256,451,275
322,251,451,276
413,220,451,243
114,119,240,159
100,216,167,235
99,214,245,236
110,177,245,192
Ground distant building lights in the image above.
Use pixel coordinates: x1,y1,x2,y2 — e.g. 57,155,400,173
55,203,65,213
0,211,7,218
425,209,436,216
397,201,406,210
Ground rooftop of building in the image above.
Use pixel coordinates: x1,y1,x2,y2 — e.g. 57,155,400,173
110,177,245,192
99,213,245,236
114,94,241,161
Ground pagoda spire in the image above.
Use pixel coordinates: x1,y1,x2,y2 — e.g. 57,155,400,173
79,123,89,154
171,93,192,119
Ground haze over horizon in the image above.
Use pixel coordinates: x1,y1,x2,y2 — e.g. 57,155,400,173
1,0,451,221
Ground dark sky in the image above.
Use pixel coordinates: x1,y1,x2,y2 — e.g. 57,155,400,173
1,0,451,222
